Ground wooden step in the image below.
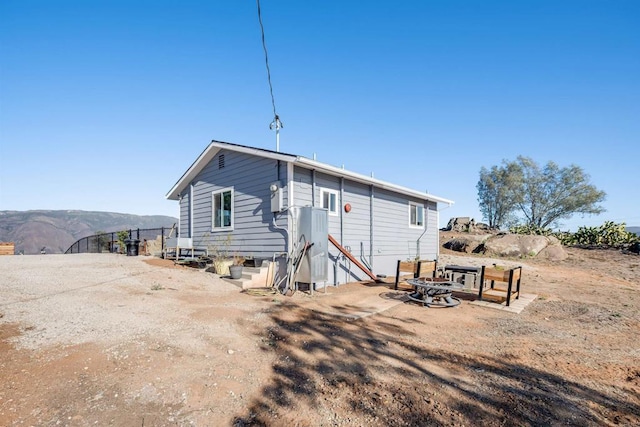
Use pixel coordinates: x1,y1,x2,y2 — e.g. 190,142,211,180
481,288,519,303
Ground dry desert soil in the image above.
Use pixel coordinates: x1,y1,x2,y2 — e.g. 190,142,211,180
1,237,639,426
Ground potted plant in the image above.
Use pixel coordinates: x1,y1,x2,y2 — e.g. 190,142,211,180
228,253,245,279
206,234,232,275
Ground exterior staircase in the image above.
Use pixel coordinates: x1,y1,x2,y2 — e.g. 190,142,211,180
222,260,273,290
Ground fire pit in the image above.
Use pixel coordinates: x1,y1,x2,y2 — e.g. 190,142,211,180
406,277,465,308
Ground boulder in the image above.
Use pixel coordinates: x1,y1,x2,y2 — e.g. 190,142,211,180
442,217,491,233
442,235,488,253
442,217,471,232
537,243,569,261
482,234,561,258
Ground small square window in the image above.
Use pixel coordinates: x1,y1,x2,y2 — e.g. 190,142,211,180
320,188,339,216
409,203,424,228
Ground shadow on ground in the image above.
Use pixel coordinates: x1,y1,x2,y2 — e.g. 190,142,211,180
232,301,639,426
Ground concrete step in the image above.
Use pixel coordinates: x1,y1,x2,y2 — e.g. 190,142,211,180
222,260,273,290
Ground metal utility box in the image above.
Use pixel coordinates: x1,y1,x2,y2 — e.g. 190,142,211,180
296,206,328,284
269,182,283,213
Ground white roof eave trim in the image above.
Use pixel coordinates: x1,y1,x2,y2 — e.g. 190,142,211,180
294,158,454,205
165,140,454,206
165,141,297,200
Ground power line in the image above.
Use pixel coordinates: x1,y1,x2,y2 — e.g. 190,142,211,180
256,0,282,147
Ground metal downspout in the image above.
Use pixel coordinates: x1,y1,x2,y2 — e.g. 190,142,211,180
189,183,194,238
311,169,316,206
436,209,439,259
416,204,428,259
369,185,374,270
286,162,295,254
272,213,289,253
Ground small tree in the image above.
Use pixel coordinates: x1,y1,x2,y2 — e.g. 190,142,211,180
477,156,606,229
477,163,521,229
116,230,130,254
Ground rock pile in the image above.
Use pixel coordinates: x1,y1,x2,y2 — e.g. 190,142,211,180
441,217,568,261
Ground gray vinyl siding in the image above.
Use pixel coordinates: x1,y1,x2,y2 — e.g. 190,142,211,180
179,191,190,237
304,171,440,283
371,190,439,275
292,166,313,208
310,172,342,284
334,180,372,284
341,181,371,254
423,202,439,259
313,173,341,237
372,188,423,258
188,149,288,258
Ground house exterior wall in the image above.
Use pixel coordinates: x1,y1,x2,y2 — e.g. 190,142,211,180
291,168,440,285
370,189,439,275
184,149,288,259
174,149,441,284
334,180,372,284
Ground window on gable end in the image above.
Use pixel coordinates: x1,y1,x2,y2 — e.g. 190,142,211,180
409,202,425,228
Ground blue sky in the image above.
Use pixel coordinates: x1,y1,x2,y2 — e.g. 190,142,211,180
1,0,638,230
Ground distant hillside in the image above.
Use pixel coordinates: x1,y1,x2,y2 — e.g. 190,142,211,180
628,226,640,236
0,210,177,255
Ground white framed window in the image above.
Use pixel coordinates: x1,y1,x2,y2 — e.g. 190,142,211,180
212,187,234,230
409,202,425,228
320,188,339,216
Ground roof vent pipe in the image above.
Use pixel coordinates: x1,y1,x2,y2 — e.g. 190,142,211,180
270,115,283,152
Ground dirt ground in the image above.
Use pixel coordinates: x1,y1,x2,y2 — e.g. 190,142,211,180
1,236,639,427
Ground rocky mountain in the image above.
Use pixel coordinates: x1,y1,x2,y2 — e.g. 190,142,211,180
0,210,177,255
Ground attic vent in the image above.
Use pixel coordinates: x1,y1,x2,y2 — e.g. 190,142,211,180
218,154,225,169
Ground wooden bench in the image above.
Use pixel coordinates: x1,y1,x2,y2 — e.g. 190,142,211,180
394,259,437,290
478,265,522,306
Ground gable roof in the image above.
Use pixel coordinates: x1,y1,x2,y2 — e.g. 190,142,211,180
165,140,454,206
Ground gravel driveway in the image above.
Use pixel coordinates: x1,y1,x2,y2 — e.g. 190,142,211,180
0,253,277,426
2,250,639,426
1,254,244,349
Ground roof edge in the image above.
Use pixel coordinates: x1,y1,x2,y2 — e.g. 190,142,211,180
166,140,454,206
165,140,297,200
294,157,454,205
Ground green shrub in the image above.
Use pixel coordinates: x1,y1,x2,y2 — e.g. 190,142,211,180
559,221,639,248
510,221,639,249
509,224,554,236
116,230,130,254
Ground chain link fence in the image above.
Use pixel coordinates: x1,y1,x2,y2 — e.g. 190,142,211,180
65,227,174,255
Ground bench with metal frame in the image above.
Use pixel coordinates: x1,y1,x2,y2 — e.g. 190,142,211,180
478,265,523,307
393,259,438,290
